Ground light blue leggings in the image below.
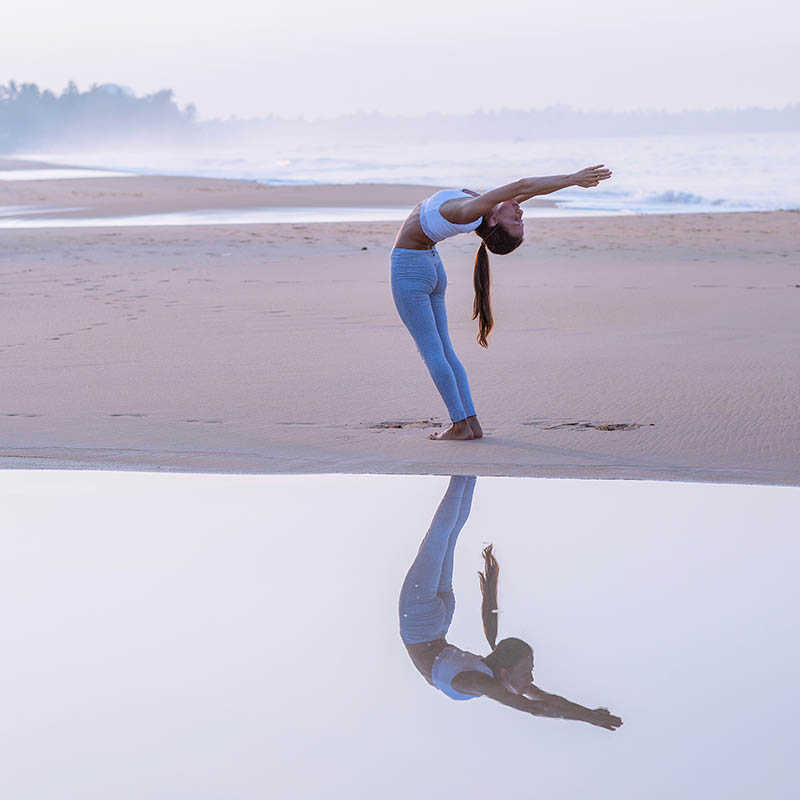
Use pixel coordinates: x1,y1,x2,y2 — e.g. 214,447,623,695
399,475,477,644
391,248,477,423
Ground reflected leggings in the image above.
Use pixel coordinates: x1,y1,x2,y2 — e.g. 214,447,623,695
399,475,477,644
391,248,477,423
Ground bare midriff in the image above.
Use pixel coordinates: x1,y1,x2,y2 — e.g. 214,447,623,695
405,638,449,685
393,202,436,250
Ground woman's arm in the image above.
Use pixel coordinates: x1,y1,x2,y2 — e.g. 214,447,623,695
514,165,612,201
512,174,576,202
524,684,622,730
441,165,612,223
451,672,622,729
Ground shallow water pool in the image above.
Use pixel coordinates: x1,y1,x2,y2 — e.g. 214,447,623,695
1,471,797,799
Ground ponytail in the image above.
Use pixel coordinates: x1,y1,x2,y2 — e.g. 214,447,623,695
473,242,493,349
473,218,523,348
478,543,500,650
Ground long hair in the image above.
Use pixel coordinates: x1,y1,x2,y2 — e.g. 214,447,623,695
478,544,533,670
473,219,523,348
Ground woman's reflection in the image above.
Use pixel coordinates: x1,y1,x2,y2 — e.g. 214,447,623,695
399,475,622,731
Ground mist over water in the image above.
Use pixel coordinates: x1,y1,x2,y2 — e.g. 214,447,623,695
5,84,798,215
25,129,800,215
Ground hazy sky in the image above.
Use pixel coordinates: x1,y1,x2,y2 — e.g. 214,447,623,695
3,0,797,119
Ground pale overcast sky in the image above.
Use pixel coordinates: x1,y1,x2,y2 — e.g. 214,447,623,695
3,0,797,119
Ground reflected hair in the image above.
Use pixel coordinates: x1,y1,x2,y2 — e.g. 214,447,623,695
473,219,523,348
478,544,533,667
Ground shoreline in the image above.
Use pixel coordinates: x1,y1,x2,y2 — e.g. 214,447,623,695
2,161,799,486
1,157,561,220
1,454,796,488
5,156,789,221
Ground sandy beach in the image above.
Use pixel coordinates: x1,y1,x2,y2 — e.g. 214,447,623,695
2,161,798,484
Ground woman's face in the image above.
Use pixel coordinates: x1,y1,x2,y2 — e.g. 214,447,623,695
490,199,524,239
502,652,534,695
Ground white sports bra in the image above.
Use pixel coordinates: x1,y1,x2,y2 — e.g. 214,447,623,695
431,645,494,701
419,189,482,243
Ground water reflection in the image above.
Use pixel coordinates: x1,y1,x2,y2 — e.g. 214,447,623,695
400,475,622,730
3,471,797,798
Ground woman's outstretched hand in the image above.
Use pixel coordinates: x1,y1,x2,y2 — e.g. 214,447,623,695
572,164,612,188
585,707,623,731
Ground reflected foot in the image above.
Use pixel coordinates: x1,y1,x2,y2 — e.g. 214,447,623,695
429,420,474,440
466,415,483,438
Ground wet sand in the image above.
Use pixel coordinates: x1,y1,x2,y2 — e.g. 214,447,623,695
2,161,799,484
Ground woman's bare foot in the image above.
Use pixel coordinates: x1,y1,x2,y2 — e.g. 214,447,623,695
429,420,474,440
466,415,483,438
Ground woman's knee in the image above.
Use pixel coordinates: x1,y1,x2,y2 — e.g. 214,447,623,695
422,349,455,382
442,347,466,375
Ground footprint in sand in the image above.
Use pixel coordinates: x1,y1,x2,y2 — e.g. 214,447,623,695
524,420,653,431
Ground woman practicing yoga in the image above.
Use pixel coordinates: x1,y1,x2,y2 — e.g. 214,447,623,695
399,475,622,730
391,165,612,440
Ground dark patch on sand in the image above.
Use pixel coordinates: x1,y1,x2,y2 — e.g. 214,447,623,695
369,419,443,430
524,420,653,432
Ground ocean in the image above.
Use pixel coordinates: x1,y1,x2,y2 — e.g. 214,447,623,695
16,129,800,216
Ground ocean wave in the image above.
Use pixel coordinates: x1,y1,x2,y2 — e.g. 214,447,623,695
554,186,764,214
645,190,728,206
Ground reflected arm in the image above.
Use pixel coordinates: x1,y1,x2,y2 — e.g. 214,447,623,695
451,672,622,729
524,684,622,730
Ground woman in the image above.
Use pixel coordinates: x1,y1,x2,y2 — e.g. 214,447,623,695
391,164,612,440
399,475,622,730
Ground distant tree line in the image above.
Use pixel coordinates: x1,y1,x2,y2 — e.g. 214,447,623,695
243,103,800,145
1,80,798,152
0,81,196,151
